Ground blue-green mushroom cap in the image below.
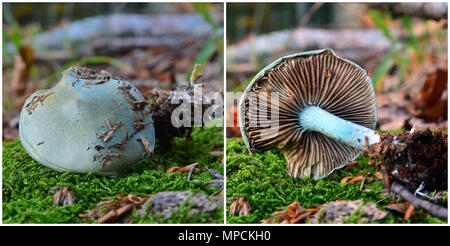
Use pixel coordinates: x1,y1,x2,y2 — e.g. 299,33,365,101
19,67,155,176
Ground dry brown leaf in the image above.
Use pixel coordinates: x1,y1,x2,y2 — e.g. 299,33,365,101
340,176,353,183
286,201,305,218
52,186,75,206
80,193,148,223
176,163,198,173
345,161,359,170
375,172,384,180
262,200,318,224
166,166,180,173
349,176,365,183
404,204,415,221
229,197,251,216
384,202,410,214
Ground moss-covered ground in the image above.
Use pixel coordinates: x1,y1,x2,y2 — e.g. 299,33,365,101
2,127,224,224
226,136,447,224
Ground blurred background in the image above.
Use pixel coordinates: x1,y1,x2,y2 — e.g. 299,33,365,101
2,2,224,141
226,2,448,138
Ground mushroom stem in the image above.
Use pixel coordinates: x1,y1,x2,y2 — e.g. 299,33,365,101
299,106,379,149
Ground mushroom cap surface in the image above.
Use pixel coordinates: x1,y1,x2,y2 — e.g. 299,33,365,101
238,49,377,179
19,67,155,176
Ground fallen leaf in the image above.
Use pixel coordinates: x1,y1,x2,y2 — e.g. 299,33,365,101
350,176,365,183
166,166,180,173
375,172,384,180
177,163,198,173
51,186,75,206
384,202,410,214
261,200,319,224
229,197,251,216
286,201,305,218
345,161,359,170
80,193,148,223
404,204,415,221
340,176,353,183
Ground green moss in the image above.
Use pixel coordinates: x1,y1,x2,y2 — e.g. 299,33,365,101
226,137,446,224
2,127,224,224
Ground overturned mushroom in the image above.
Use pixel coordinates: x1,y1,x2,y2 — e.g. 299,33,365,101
19,67,155,176
239,49,378,179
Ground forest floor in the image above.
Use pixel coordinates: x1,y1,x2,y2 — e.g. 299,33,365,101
226,129,447,224
3,127,224,224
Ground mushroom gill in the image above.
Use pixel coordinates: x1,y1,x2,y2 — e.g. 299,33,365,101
240,49,377,179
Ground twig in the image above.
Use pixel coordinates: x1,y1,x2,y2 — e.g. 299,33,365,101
297,3,324,28
187,163,198,182
209,169,224,180
390,182,447,219
359,175,367,191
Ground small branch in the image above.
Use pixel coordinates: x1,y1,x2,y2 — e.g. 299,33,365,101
391,182,447,219
187,163,198,182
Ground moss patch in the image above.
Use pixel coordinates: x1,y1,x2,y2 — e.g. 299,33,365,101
226,137,446,224
2,127,224,224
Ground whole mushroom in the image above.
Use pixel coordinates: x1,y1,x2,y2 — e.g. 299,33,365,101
19,67,155,176
238,49,380,179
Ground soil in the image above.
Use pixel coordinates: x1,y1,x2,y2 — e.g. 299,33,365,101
363,129,447,193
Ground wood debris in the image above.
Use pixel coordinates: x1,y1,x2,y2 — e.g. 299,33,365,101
137,137,153,156
209,151,224,157
108,139,127,151
85,78,108,85
261,201,319,224
24,92,55,115
50,186,75,206
79,193,148,223
229,197,251,216
133,119,147,130
97,118,123,142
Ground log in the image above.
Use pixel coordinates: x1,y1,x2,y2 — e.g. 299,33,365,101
369,3,448,21
391,182,448,220
6,13,212,60
227,28,391,71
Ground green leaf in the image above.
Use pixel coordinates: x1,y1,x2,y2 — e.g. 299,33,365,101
192,3,217,29
369,9,394,41
186,28,223,81
401,15,424,62
372,43,402,90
